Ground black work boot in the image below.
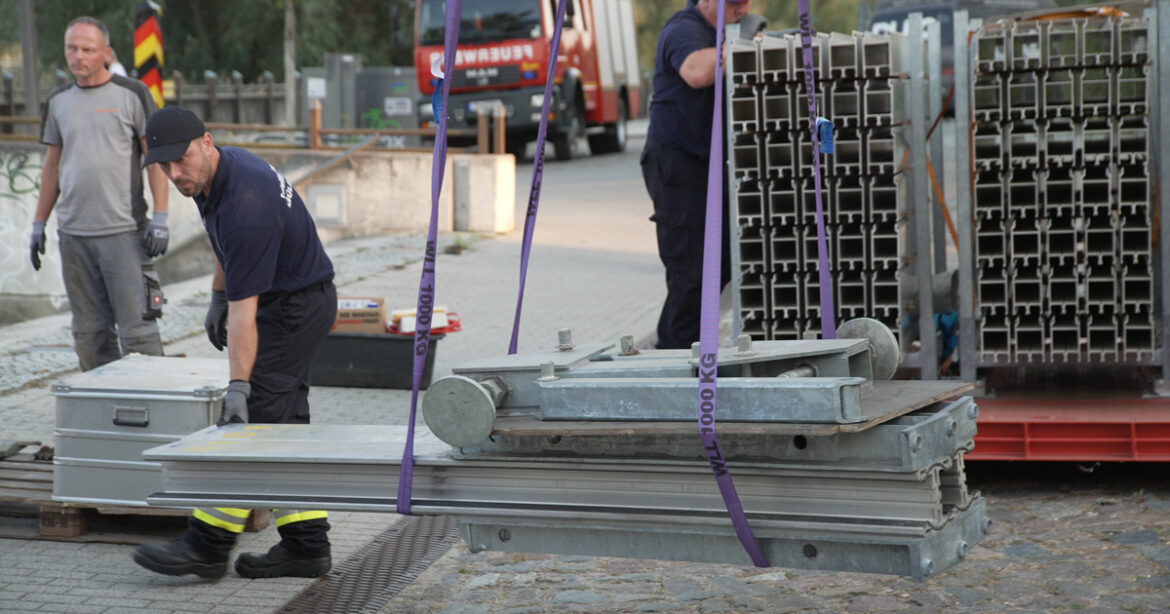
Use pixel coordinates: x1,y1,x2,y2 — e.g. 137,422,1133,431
132,539,229,579
234,543,331,579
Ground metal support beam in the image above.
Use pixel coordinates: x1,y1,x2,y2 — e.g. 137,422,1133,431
1157,1,1170,385
906,13,938,379
727,34,747,342
954,11,977,382
927,21,947,274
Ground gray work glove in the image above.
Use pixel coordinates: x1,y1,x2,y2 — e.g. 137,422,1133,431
143,211,169,257
205,290,229,350
739,14,768,39
218,380,250,426
29,221,46,271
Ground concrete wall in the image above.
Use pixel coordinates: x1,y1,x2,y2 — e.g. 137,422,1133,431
0,141,516,324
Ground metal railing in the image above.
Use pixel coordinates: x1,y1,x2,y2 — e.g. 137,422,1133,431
0,101,508,154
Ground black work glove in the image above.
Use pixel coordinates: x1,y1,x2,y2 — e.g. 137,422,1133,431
205,290,229,350
143,211,169,257
218,380,250,426
740,14,767,39
29,221,46,271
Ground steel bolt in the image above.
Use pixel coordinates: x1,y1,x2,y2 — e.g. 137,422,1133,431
538,362,558,381
967,403,979,419
480,377,510,407
736,334,755,355
557,329,574,350
620,335,638,355
910,434,924,452
956,540,969,559
921,559,934,577
691,342,701,359
945,418,957,436
498,528,511,543
982,518,994,535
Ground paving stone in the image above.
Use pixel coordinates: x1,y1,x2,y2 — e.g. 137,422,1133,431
1108,529,1161,545
551,590,606,604
1002,543,1054,559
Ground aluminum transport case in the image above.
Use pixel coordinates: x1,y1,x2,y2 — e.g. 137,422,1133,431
52,355,228,506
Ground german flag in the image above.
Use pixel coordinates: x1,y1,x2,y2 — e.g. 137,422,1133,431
134,2,164,108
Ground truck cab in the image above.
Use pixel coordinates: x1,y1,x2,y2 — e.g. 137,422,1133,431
414,0,641,160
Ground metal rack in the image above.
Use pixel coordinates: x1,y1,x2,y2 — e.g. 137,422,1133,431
732,4,1170,386
728,23,940,378
955,4,1167,381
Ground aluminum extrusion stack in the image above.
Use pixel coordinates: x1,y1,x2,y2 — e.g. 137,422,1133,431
971,17,1155,365
145,329,988,581
729,32,905,341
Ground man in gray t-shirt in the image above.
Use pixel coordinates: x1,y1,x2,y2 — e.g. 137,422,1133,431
30,16,170,371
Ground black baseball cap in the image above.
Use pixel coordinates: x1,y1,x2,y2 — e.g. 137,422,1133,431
142,106,207,168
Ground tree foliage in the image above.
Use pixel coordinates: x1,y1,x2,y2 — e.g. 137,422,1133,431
3,0,883,86
1,0,415,84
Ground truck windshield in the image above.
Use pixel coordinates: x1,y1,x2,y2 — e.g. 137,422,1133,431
419,0,542,46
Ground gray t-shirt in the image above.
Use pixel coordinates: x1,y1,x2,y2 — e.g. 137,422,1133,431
40,75,156,236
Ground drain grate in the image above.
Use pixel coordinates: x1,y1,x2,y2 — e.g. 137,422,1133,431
278,515,460,614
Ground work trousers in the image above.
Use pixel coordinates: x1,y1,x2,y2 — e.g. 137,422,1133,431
57,230,163,371
184,280,338,558
640,138,731,349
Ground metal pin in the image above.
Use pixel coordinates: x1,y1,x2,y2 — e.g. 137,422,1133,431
735,334,755,356
538,362,558,382
557,329,574,351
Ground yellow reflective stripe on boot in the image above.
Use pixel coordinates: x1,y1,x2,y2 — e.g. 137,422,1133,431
273,509,329,527
192,507,250,533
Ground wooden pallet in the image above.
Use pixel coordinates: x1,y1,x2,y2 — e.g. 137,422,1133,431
0,452,270,540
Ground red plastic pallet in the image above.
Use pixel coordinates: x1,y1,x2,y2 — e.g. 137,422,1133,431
969,397,1170,461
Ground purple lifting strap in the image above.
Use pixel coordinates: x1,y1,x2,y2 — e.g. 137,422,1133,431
798,0,837,338
509,0,569,355
698,0,768,567
398,0,462,515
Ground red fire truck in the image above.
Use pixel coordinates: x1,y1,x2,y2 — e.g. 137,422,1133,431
414,0,642,160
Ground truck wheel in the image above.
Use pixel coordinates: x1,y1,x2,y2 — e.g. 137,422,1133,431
553,99,584,161
588,97,628,155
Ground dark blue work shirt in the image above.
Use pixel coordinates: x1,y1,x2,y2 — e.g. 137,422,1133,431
195,146,334,302
648,3,716,160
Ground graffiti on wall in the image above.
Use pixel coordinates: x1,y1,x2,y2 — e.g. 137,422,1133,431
0,149,66,306
0,150,43,276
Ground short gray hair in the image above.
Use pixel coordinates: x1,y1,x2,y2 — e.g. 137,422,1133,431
66,17,111,47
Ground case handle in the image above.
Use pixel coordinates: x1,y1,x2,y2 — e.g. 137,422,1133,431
113,405,149,427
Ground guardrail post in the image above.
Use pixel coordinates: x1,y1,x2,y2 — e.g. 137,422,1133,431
171,71,184,107
2,72,13,133
477,111,489,154
205,70,218,122
232,70,244,123
309,99,322,149
493,104,506,154
294,70,303,129
262,70,275,125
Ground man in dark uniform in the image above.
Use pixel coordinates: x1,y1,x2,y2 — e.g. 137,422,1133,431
131,106,337,580
642,0,752,349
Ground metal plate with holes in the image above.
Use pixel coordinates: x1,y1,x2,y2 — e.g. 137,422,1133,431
279,515,459,614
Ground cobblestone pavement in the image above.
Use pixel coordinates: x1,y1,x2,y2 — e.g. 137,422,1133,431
375,462,1170,614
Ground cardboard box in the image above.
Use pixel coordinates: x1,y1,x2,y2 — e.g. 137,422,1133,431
332,297,387,333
